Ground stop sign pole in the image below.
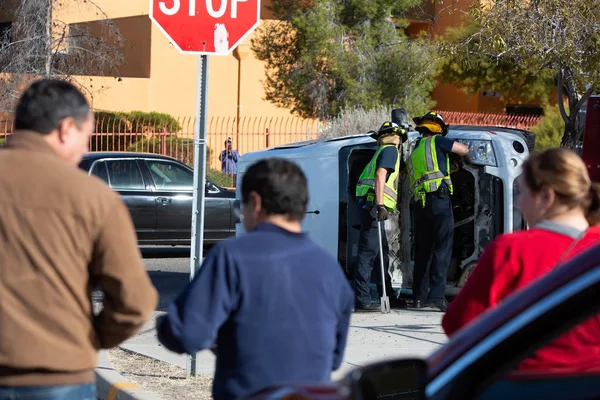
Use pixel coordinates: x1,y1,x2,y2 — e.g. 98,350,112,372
189,54,208,379
149,0,261,379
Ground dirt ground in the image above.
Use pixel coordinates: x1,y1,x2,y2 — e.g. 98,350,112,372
108,348,213,400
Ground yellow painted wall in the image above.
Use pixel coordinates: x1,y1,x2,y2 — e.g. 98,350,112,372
434,82,480,112
57,1,148,24
74,76,152,111
51,0,296,120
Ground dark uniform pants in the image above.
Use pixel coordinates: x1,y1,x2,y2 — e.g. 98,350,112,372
413,187,454,302
354,203,395,308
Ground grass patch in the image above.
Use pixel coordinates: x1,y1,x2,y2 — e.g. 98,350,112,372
207,168,235,188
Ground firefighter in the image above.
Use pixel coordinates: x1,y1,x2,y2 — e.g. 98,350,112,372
407,111,469,312
354,121,408,312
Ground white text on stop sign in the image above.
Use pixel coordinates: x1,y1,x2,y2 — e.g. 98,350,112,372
159,0,248,18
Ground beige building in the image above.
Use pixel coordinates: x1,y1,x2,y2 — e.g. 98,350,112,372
1,0,509,122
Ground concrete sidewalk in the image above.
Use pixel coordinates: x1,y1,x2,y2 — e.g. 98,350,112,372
120,308,447,380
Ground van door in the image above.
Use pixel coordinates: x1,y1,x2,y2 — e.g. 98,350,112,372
338,145,377,275
288,156,340,258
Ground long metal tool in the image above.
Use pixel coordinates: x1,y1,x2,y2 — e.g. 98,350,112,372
187,54,209,378
377,220,391,313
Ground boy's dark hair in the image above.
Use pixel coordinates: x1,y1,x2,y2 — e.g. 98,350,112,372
241,158,308,222
14,79,91,135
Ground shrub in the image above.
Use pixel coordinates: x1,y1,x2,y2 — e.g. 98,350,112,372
94,110,182,133
126,111,182,133
94,111,132,134
321,105,398,138
92,110,182,152
126,136,195,164
532,104,565,151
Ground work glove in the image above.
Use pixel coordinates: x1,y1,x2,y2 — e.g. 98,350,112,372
376,205,388,221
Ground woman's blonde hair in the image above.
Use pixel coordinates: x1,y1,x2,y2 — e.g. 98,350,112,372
523,148,600,225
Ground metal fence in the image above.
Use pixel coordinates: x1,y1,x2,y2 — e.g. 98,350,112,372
0,115,321,172
437,111,542,130
0,111,542,172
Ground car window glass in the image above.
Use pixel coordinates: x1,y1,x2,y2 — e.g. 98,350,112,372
106,160,145,190
90,161,109,184
146,160,193,190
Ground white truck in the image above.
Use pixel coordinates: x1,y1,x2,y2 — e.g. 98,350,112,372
234,120,533,297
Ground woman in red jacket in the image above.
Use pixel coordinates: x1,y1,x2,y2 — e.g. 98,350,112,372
442,147,600,374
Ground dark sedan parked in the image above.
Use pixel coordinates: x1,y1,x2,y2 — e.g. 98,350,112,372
78,152,236,246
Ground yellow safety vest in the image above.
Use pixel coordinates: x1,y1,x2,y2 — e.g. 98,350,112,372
355,144,400,211
407,135,453,206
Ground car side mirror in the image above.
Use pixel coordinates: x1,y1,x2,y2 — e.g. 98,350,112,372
205,181,220,194
345,358,427,400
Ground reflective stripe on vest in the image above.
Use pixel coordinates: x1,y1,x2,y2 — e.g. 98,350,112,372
408,135,453,206
357,179,398,202
355,144,400,210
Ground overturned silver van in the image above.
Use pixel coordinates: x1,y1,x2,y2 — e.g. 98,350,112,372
234,126,533,296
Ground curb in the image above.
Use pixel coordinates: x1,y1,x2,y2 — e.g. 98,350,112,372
96,350,161,400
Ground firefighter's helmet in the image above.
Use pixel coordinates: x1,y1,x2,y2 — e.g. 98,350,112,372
378,121,400,135
413,111,449,136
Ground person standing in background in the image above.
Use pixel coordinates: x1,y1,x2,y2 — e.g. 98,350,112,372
219,137,240,176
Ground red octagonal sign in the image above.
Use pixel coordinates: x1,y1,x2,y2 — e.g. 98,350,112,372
150,0,261,55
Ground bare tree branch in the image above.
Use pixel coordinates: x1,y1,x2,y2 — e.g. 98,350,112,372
447,0,600,147
0,0,124,111
557,69,569,124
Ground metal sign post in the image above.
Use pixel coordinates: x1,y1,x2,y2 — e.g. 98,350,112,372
186,54,209,378
150,0,261,381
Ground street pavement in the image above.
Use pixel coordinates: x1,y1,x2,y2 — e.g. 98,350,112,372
108,246,448,380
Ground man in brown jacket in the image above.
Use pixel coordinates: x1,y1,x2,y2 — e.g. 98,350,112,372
0,79,158,400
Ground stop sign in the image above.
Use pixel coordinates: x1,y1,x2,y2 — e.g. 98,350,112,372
150,0,261,55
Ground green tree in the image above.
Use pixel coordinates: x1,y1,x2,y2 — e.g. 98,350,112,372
438,20,555,106
531,105,564,151
251,0,439,119
442,0,600,148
